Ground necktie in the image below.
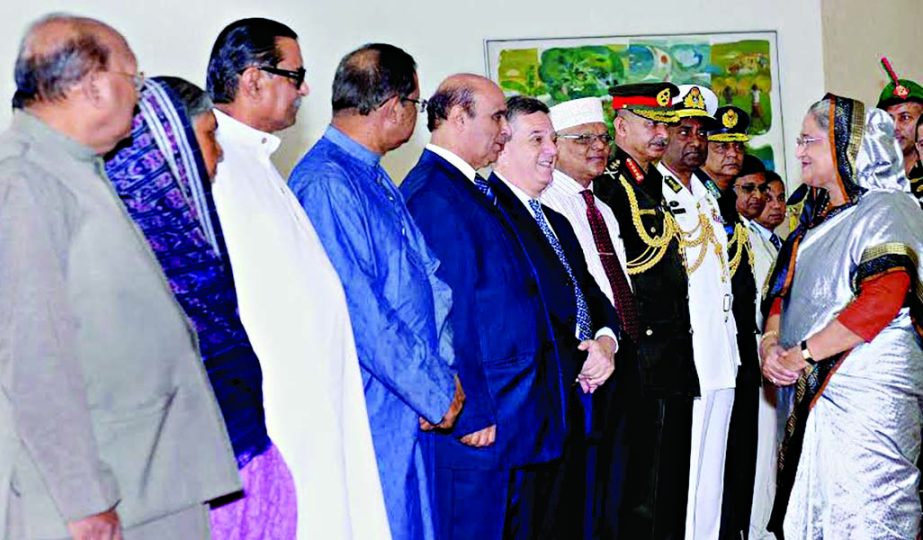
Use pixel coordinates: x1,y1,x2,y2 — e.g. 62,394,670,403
474,175,497,206
770,233,783,250
529,199,593,340
581,190,640,342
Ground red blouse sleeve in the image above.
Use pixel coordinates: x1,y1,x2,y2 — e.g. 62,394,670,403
837,270,911,342
768,297,783,318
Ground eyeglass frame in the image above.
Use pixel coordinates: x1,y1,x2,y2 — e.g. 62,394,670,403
242,65,307,88
795,135,825,148
735,182,770,195
400,97,428,113
106,70,146,92
556,133,613,146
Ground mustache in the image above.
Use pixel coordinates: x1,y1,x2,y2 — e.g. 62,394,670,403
650,137,668,148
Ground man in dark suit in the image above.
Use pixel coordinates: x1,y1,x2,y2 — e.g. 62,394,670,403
400,74,566,540
490,96,620,539
593,82,700,539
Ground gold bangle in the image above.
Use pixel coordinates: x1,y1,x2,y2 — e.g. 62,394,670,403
760,330,780,344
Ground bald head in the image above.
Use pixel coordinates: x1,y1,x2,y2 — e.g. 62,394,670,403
12,14,139,155
427,73,510,169
14,14,131,108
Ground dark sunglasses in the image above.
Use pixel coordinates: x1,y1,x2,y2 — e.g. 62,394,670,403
245,65,307,88
737,183,770,194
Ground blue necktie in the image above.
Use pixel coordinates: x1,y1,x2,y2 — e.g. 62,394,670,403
474,175,497,206
529,199,593,340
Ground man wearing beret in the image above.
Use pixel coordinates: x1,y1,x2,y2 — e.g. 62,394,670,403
877,74,923,190
592,82,698,539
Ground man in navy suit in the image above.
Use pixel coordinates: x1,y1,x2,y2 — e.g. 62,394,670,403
490,96,620,539
401,74,566,540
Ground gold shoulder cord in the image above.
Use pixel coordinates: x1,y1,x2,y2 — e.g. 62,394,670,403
617,174,680,275
727,223,755,277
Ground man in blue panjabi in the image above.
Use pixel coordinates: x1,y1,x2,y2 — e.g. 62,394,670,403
288,43,464,540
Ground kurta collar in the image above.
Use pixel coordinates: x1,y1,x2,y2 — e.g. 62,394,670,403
324,125,381,167
214,109,280,156
551,169,593,196
13,109,98,163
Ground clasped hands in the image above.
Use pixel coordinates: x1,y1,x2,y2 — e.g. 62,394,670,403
577,335,617,394
759,333,809,387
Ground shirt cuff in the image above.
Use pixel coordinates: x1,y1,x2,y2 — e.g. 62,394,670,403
594,327,619,354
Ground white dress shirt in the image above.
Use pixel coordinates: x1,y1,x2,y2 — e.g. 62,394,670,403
493,171,616,345
541,169,631,306
426,143,477,181
211,110,390,540
658,164,739,391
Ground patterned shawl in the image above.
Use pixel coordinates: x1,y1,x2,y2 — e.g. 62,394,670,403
105,78,269,468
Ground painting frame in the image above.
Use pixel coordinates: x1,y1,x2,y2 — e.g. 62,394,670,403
484,30,787,175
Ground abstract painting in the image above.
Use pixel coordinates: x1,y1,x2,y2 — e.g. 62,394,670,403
485,31,785,173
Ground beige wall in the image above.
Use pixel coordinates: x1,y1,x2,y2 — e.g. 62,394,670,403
822,0,923,106
1,0,825,186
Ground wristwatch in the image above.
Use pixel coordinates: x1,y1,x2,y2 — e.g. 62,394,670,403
800,340,817,365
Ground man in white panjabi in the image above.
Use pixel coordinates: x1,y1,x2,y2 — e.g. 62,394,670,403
656,84,740,540
205,18,390,539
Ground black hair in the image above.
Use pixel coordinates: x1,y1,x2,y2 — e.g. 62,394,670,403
505,95,549,122
205,17,297,104
331,43,417,116
426,81,476,132
738,154,766,178
764,170,784,188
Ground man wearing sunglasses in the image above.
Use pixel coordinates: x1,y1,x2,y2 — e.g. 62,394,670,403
206,19,392,540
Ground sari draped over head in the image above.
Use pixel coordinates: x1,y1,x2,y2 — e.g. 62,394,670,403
105,78,269,468
762,94,923,537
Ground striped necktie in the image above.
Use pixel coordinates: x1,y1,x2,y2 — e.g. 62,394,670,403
474,175,497,206
529,198,593,340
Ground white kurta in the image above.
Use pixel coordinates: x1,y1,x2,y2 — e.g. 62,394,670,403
745,218,781,540
658,164,739,540
211,110,390,540
541,169,631,306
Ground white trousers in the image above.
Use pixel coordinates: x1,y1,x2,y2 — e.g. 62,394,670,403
749,385,781,539
684,387,735,540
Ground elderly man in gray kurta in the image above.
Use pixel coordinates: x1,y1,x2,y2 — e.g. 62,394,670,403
0,15,240,540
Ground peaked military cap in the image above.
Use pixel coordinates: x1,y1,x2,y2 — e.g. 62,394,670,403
708,106,750,142
609,82,679,123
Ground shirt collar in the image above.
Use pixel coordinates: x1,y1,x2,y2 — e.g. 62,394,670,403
494,170,540,216
426,143,477,181
324,125,381,167
214,109,280,156
749,220,773,239
13,109,98,163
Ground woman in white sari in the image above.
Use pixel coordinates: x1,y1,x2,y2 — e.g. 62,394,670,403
759,94,923,539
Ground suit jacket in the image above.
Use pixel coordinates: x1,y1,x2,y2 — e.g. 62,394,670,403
489,174,620,388
593,147,699,397
0,112,240,538
401,149,565,470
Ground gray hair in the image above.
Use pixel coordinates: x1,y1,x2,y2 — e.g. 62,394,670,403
12,14,114,108
154,76,213,119
807,98,832,132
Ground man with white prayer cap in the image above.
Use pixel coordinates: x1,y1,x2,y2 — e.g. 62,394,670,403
543,96,640,538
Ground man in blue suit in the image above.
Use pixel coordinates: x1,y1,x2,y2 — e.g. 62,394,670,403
401,74,566,540
491,96,620,539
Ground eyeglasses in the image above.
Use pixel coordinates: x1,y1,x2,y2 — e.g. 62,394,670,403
252,65,307,88
107,70,145,91
795,135,824,148
401,97,428,113
736,183,770,194
557,133,613,146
